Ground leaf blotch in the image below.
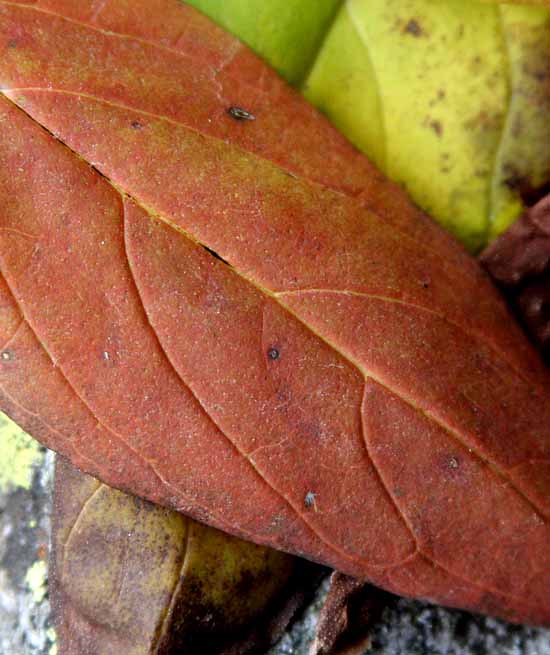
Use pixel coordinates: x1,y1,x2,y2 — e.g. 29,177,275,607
403,19,423,38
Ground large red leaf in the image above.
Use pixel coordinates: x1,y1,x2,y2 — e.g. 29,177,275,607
0,0,549,625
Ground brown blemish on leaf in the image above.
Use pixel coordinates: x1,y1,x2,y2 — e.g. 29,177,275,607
463,110,501,133
430,120,443,137
403,19,423,37
503,164,550,207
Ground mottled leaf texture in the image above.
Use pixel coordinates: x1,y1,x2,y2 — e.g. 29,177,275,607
51,457,322,655
0,0,549,626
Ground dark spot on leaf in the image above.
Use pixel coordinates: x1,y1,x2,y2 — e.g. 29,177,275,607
523,59,549,84
511,115,523,139
430,120,443,137
267,347,280,361
7,39,18,48
503,165,550,206
202,245,230,266
1,350,13,361
130,120,143,129
304,491,316,508
421,280,430,289
403,19,422,37
227,106,256,121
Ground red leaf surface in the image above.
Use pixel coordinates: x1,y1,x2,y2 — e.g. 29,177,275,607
0,0,549,625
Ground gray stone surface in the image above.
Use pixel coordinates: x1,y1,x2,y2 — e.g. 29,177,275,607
0,443,55,655
269,582,550,655
1,439,549,655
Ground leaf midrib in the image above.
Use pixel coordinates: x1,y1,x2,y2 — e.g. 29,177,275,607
0,0,485,281
1,88,545,533
3,84,538,392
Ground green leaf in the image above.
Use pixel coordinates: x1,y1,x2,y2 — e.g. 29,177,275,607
305,0,510,251
306,0,550,250
185,0,342,85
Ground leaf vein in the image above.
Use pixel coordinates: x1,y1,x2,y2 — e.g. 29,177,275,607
121,201,368,569
0,85,478,280
276,288,544,391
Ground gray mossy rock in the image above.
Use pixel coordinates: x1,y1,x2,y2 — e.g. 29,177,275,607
0,436,55,655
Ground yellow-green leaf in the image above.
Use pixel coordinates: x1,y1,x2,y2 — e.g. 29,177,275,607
51,458,322,655
304,0,550,250
185,0,342,85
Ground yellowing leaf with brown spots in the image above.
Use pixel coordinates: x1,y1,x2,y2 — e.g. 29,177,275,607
51,457,322,655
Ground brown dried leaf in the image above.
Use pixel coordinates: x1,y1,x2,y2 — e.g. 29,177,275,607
481,195,550,363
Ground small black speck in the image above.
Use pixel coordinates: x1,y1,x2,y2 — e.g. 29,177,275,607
7,39,18,48
267,347,280,361
228,106,256,121
130,120,143,129
304,491,316,508
448,456,460,469
422,280,430,289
